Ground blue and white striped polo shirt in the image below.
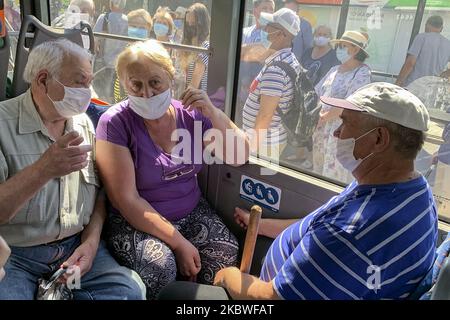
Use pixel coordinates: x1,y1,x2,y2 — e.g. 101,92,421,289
242,48,301,146
261,176,438,300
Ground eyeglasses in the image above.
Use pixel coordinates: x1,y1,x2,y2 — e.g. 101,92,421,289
161,163,195,181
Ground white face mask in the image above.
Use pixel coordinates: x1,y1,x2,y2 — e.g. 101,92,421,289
336,47,352,64
47,78,91,118
128,88,172,120
336,127,377,173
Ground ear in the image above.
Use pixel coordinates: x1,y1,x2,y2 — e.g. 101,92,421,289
373,127,391,153
35,70,50,93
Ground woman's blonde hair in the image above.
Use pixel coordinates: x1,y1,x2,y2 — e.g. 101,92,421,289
127,9,153,32
153,7,175,36
116,40,175,82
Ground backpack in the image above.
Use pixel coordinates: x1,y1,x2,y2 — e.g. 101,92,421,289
266,60,320,148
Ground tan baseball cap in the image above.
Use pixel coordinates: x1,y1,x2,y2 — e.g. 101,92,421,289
320,82,430,131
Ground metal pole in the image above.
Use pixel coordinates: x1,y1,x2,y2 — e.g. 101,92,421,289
409,0,427,49
337,0,350,39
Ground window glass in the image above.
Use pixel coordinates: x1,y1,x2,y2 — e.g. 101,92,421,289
413,0,450,223
235,0,450,223
346,0,419,78
4,0,21,79
49,0,212,104
298,2,341,34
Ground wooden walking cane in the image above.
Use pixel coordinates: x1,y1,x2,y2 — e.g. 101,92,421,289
240,205,262,274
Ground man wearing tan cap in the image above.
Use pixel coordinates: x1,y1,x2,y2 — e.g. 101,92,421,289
160,82,438,300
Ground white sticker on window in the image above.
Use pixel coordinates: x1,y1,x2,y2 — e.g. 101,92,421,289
240,175,281,212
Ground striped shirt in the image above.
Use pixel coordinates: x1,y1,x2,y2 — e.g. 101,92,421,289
242,48,301,146
261,176,438,300
186,41,209,91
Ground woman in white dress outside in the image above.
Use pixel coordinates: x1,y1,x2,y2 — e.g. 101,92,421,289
313,30,372,183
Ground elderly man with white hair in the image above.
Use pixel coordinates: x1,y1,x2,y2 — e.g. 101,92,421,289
0,39,145,300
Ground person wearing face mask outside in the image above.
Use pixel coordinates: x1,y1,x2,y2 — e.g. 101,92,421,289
95,40,249,299
180,3,211,91
152,7,185,101
152,7,174,44
312,30,371,183
92,0,128,103
242,8,301,159
106,8,154,104
127,9,153,39
282,25,340,164
171,6,187,44
51,0,96,29
160,82,437,300
282,0,313,62
0,39,145,300
237,0,275,127
302,26,340,86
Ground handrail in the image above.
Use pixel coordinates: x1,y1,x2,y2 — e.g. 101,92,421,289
372,70,398,79
53,27,211,55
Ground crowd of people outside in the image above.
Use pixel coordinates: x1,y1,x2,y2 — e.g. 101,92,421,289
48,0,211,104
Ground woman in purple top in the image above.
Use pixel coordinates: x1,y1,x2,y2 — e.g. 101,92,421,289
96,40,249,299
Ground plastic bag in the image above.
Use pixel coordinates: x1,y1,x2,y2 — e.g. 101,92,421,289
36,268,73,300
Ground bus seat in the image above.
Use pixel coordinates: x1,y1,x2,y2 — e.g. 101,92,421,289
410,232,450,299
11,15,94,98
431,257,450,299
431,232,450,300
86,98,109,129
0,32,10,101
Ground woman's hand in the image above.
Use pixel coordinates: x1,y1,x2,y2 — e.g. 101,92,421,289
180,87,217,119
173,237,201,281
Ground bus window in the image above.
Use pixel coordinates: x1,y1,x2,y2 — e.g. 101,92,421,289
234,0,450,223
297,1,341,36
345,0,419,81
405,0,450,223
49,0,213,104
4,0,20,81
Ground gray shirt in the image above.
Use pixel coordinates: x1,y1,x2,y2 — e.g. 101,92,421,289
93,12,128,68
405,32,450,86
0,90,99,246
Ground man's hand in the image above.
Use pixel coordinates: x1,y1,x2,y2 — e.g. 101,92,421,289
180,87,217,119
214,266,279,300
234,207,250,230
60,239,98,282
35,131,92,179
173,238,201,281
241,44,274,63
